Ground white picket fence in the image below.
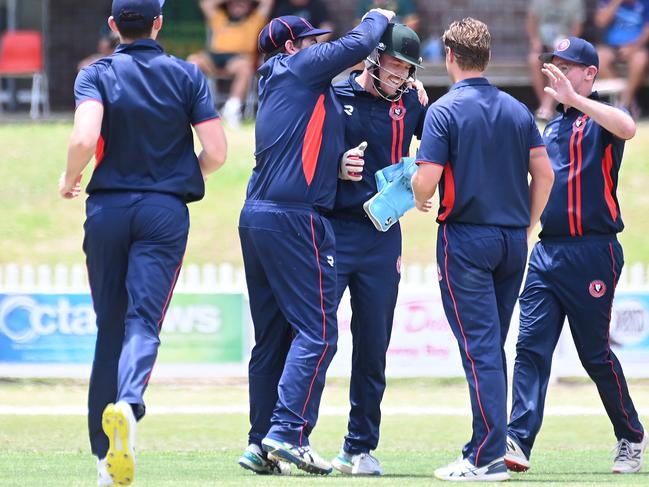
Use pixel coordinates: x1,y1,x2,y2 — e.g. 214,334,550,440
1,262,649,292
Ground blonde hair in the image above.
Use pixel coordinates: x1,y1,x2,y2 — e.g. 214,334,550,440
442,17,491,72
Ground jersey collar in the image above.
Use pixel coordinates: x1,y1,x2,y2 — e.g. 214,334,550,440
557,91,600,115
450,77,491,91
114,39,164,54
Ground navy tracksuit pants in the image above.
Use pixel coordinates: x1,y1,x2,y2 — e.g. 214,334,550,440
330,216,401,455
84,192,188,459
239,201,338,447
508,236,644,458
437,223,528,467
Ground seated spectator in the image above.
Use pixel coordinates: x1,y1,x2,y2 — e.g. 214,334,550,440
77,26,120,71
527,0,585,120
188,0,272,127
357,0,419,33
595,0,649,113
271,0,333,41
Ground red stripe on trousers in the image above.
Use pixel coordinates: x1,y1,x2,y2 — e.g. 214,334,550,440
143,258,184,387
299,215,330,445
443,225,491,465
605,243,644,439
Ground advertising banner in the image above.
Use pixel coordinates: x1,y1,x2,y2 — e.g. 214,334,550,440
0,293,246,365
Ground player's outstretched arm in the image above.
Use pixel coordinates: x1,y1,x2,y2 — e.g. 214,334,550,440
527,146,554,239
291,9,394,86
61,100,103,199
194,118,227,178
542,62,635,139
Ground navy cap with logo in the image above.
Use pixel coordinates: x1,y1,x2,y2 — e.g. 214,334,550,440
112,0,165,27
539,37,599,68
258,15,331,54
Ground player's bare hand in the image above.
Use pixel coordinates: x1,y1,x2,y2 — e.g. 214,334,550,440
414,196,433,213
340,141,367,182
542,63,578,106
408,79,428,106
59,172,82,199
365,9,396,22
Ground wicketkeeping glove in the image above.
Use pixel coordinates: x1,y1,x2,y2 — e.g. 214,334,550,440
363,157,418,232
339,141,368,182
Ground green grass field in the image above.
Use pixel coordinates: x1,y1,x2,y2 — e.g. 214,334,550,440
0,378,648,486
1,121,649,266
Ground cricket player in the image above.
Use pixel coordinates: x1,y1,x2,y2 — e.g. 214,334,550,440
505,37,647,474
60,0,227,484
237,9,395,476
328,23,428,476
411,18,555,481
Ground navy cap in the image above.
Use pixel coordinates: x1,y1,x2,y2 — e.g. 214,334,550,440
258,15,331,54
539,37,599,68
112,0,164,26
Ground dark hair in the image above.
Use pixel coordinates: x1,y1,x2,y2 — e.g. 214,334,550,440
263,36,310,61
115,12,154,40
442,17,491,72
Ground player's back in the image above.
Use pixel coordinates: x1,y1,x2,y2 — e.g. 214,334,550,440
421,78,542,228
76,40,215,202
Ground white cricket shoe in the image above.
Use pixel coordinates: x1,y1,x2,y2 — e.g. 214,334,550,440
238,443,291,475
101,401,136,485
332,450,383,475
261,437,332,475
613,432,647,473
504,436,530,472
97,458,113,486
434,457,510,482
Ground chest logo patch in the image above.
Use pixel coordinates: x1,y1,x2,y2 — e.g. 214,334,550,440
573,116,588,132
589,280,607,298
344,105,354,116
389,104,406,121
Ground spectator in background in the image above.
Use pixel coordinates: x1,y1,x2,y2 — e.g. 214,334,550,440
188,0,273,127
527,0,585,121
271,0,334,40
595,0,649,113
77,25,120,71
357,0,419,33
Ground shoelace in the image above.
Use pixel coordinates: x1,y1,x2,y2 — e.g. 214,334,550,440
613,439,633,461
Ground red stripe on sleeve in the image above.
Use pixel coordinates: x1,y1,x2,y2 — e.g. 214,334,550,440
302,94,326,186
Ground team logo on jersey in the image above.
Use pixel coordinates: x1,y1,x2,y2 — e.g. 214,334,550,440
589,280,607,298
326,255,335,267
573,116,587,132
556,38,570,51
344,105,354,116
396,255,401,274
389,104,406,121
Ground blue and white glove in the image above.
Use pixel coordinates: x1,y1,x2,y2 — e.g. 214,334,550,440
363,157,418,232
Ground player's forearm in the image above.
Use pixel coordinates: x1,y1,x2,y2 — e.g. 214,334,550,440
526,15,540,45
528,174,553,238
198,149,226,177
411,170,437,206
570,95,636,140
65,139,95,185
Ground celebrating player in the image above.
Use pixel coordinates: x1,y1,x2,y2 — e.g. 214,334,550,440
59,0,227,484
505,37,647,474
237,9,395,476
411,18,554,481
327,23,428,476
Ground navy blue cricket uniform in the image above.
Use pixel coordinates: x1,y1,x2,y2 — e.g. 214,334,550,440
75,39,218,459
329,72,426,455
508,94,645,458
240,12,389,448
416,77,543,467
